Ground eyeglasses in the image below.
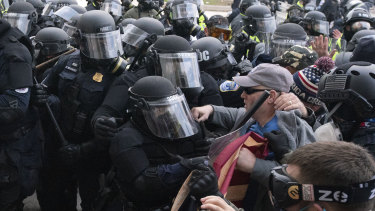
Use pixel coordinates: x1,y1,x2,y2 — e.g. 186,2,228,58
243,87,271,95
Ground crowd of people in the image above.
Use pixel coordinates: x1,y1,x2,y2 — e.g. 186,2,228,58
0,0,375,210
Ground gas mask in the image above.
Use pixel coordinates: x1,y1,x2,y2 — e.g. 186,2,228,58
172,18,201,37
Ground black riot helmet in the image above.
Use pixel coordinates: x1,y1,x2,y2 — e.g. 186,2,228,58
100,0,123,17
26,0,45,16
170,0,201,37
4,2,38,35
346,29,375,51
242,5,276,36
343,0,363,15
343,8,374,41
148,35,203,99
129,76,199,139
34,27,70,62
78,10,123,60
191,37,237,80
239,0,260,14
270,23,307,58
286,4,305,24
122,17,164,57
300,11,329,36
138,0,159,11
318,62,375,121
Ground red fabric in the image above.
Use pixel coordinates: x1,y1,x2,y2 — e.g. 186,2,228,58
213,132,268,198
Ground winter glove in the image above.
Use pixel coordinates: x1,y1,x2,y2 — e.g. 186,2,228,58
94,116,119,140
264,130,291,162
31,84,49,106
58,144,81,166
180,156,210,172
188,167,221,200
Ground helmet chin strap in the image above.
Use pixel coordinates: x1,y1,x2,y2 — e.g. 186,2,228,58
324,101,343,124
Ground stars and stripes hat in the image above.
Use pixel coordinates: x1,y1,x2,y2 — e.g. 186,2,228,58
291,57,334,105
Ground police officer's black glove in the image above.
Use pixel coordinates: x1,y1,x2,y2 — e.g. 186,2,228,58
94,116,119,140
59,144,81,166
188,168,222,200
31,84,49,106
180,156,210,172
264,130,291,162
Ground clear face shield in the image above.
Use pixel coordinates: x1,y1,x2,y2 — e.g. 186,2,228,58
42,2,56,16
121,24,149,48
254,17,277,33
270,39,307,58
62,22,77,37
171,3,199,20
158,52,203,90
81,29,124,59
3,13,31,35
311,20,329,35
350,21,371,32
140,92,199,139
100,2,122,17
53,6,79,22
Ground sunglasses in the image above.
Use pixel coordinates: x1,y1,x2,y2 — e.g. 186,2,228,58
243,87,271,95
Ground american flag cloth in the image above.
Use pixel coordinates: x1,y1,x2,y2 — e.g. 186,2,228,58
213,132,268,207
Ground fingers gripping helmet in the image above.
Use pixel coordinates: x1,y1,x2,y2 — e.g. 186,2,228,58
78,10,124,60
4,2,38,35
300,11,329,36
191,37,237,80
318,62,375,121
129,76,199,139
243,5,276,36
270,23,307,58
34,27,70,62
343,8,374,41
148,35,203,99
122,17,164,57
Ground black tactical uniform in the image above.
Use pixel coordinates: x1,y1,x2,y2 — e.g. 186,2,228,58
92,35,223,138
109,76,211,210
0,19,41,210
300,11,330,37
317,62,375,157
228,0,260,39
34,11,126,211
3,1,40,37
86,0,101,10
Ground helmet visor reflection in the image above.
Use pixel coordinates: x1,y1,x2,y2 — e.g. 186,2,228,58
121,24,149,47
3,13,31,35
171,3,199,20
81,29,124,59
101,2,122,16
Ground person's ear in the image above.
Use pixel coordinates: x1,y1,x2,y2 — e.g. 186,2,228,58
267,90,278,104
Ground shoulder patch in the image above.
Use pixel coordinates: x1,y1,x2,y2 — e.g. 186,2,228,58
220,80,240,92
14,88,29,93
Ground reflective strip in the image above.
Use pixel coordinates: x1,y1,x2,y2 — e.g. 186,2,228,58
297,1,303,8
199,14,206,31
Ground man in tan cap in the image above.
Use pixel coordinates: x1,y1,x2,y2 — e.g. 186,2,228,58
191,63,316,210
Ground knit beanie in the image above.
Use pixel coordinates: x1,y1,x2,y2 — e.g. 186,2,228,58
290,57,334,105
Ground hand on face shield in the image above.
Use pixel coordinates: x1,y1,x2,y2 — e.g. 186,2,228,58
191,105,214,122
311,35,336,58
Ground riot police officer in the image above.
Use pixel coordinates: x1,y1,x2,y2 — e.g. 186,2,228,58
0,18,41,211
34,10,126,211
285,4,305,24
26,0,45,20
52,5,86,28
123,0,159,19
317,62,375,157
168,0,205,41
3,1,40,36
346,29,375,51
40,0,77,28
232,4,276,61
300,11,330,37
109,75,212,210
343,7,374,42
228,0,260,38
270,23,308,58
33,27,72,76
92,35,223,139
100,0,122,23
191,37,244,108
